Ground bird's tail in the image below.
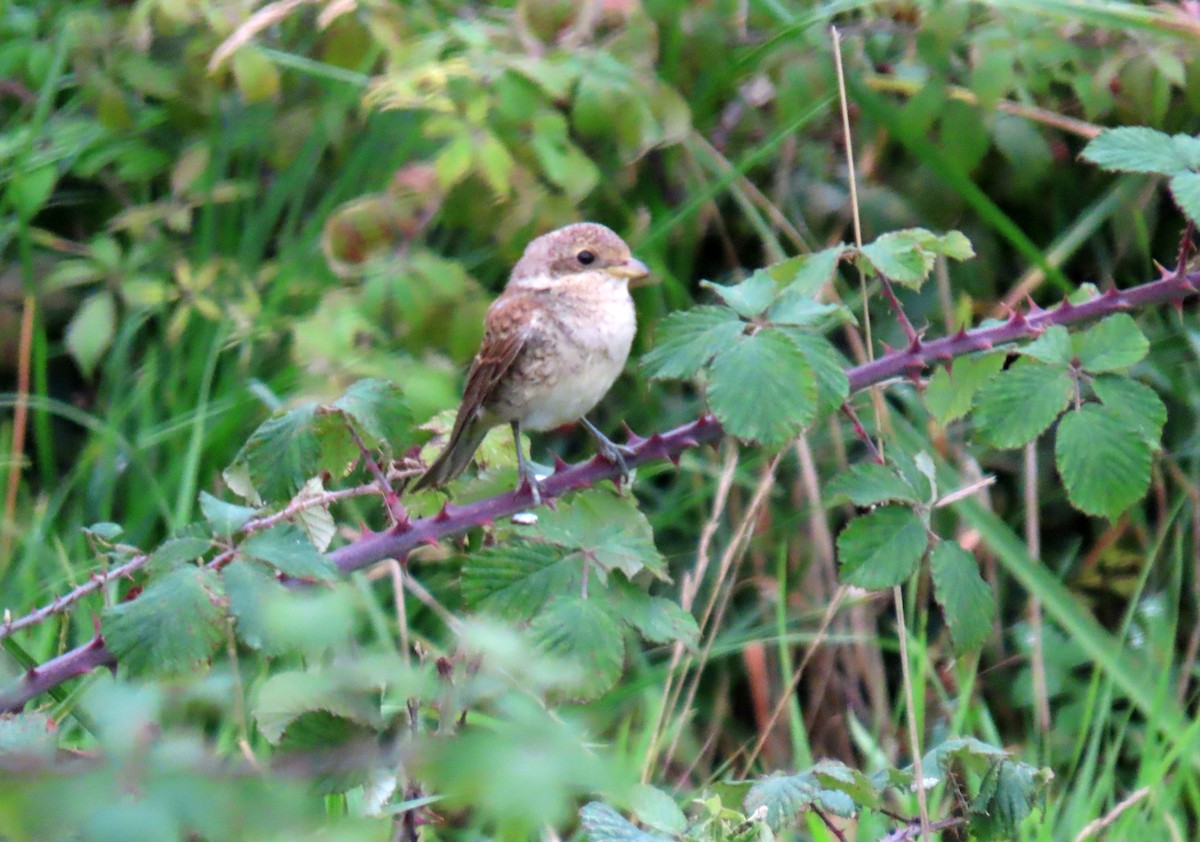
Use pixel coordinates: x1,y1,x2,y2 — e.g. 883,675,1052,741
411,410,491,492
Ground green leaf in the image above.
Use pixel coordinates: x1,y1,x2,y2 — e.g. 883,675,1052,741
826,462,919,507
745,771,819,830
641,307,745,380
461,542,581,621
1169,170,1200,225
238,524,336,580
629,785,687,835
970,760,1053,839
0,712,56,761
199,491,258,536
701,270,776,318
779,329,851,416
930,541,995,654
810,759,882,811
1081,126,1192,175
579,803,672,842
1071,314,1148,372
145,535,212,572
1092,374,1167,446
769,245,846,296
529,596,624,701
65,291,116,378
102,566,225,674
767,290,850,328
1019,326,1071,366
925,352,1005,426
5,163,58,219
253,668,384,745
837,506,928,589
972,359,1072,448
1055,404,1151,519
609,579,699,649
231,45,280,103
518,489,667,579
708,329,817,446
859,229,974,290
227,404,320,503
322,378,415,450
223,560,287,653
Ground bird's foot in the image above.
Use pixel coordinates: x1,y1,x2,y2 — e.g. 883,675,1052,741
595,437,637,484
517,466,547,506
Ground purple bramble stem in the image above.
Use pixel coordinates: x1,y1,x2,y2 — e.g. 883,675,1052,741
4,269,1199,713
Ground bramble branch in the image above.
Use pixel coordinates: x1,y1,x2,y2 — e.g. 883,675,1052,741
3,267,1199,713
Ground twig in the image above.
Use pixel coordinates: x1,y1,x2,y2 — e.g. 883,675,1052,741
893,586,931,839
342,419,406,525
880,815,967,842
841,402,884,464
1,293,35,570
1073,786,1151,842
811,805,848,842
5,267,1200,711
1024,443,1052,737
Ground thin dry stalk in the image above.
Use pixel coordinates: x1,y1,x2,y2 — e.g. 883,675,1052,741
1072,786,1151,842
893,586,931,839
660,453,782,775
1024,443,1052,735
1,293,34,569
642,443,739,782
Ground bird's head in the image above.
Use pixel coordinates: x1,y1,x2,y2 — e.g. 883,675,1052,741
509,222,650,288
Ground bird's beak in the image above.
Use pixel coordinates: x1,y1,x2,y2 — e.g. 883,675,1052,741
610,257,651,281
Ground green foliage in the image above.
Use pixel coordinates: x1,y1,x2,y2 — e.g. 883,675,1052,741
837,505,929,589
3,0,1198,840
101,567,225,674
1083,127,1200,222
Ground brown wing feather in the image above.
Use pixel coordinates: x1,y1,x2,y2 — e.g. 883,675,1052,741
412,295,532,489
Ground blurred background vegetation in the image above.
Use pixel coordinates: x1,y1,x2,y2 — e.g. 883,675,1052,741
3,0,1200,839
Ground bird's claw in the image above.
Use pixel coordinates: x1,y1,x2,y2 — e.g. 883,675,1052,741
597,440,636,483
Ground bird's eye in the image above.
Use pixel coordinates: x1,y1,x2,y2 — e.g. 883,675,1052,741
576,250,596,266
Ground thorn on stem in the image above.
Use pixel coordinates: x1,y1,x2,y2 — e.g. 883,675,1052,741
433,502,453,523
552,453,571,473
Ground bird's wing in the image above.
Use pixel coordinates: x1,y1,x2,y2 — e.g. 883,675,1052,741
457,293,534,422
412,293,534,489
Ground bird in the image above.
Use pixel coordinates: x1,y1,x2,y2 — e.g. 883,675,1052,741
412,222,649,504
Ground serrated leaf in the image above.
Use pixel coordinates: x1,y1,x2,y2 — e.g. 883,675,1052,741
579,803,673,842
322,378,414,449
228,404,320,503
1055,405,1151,519
1170,171,1200,225
837,506,928,589
1092,374,1167,446
629,785,687,835
970,760,1051,839
811,759,882,810
199,491,258,536
826,462,919,507
1081,126,1192,175
973,359,1072,448
930,541,995,654
290,476,336,552
701,270,777,318
641,307,745,380
859,229,972,290
778,328,850,416
253,668,384,745
1071,314,1148,373
708,329,816,446
146,535,212,572
609,579,699,648
223,560,291,653
745,771,819,830
768,245,846,296
517,489,666,579
925,352,1005,425
461,541,581,620
530,596,624,701
102,566,225,674
767,290,851,327
1019,326,1071,366
65,291,116,378
0,712,56,761
238,524,336,580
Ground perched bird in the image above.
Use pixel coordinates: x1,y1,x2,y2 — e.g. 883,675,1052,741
413,222,649,503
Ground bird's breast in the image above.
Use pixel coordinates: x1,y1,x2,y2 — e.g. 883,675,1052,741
496,281,636,431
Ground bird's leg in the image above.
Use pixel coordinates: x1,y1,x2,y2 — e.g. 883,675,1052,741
511,421,545,505
580,417,636,482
